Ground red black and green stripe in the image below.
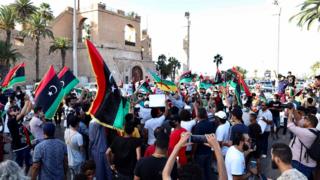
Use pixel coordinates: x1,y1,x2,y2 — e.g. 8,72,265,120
179,71,194,84
86,39,129,130
1,62,26,88
34,65,64,119
58,66,79,95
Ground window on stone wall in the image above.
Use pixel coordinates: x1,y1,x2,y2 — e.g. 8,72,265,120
125,24,136,46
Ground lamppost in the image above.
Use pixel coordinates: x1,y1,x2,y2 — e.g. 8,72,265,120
273,0,281,76
73,0,78,77
185,12,190,70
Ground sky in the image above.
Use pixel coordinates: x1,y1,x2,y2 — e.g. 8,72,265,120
1,0,320,78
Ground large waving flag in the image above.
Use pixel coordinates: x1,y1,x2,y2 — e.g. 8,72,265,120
2,63,26,88
58,66,79,95
179,71,194,84
137,81,152,94
231,67,251,97
148,70,177,92
34,66,64,119
86,39,129,130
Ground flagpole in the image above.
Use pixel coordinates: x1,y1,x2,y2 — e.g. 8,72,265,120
73,0,78,77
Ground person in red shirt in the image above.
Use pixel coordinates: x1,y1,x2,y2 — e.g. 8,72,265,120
168,114,187,166
144,127,166,157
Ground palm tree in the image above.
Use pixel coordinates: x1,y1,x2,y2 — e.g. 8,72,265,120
168,57,181,81
213,54,223,69
38,3,54,24
290,0,320,30
0,5,16,46
21,12,53,81
0,40,22,66
311,61,320,75
10,0,36,30
49,37,70,69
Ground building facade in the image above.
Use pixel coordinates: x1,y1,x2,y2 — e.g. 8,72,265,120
1,2,155,85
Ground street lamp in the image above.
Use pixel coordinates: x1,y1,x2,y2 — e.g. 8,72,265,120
185,12,190,71
73,0,78,77
273,0,281,76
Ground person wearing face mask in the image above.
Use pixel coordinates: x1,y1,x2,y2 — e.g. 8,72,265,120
168,114,187,167
271,143,307,180
29,106,46,144
287,109,318,179
225,132,257,180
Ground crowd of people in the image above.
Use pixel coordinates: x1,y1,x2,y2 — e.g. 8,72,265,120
0,72,320,180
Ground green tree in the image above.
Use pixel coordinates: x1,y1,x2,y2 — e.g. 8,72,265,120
49,37,70,69
213,54,223,69
10,0,36,29
311,61,320,75
21,12,53,81
0,5,16,46
0,40,22,66
235,66,248,79
290,0,320,30
168,57,181,81
38,3,53,24
155,54,171,79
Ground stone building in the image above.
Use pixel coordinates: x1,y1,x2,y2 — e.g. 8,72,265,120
0,2,155,84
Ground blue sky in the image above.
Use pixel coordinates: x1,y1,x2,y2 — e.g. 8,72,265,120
1,0,319,78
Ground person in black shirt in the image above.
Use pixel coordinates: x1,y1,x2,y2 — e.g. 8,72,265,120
192,107,216,180
15,86,25,108
134,130,178,180
268,94,282,139
7,99,32,175
107,116,141,179
248,112,262,175
287,71,296,87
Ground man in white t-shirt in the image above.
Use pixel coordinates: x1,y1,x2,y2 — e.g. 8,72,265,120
214,111,230,156
144,106,168,145
225,133,257,180
64,114,85,178
29,107,45,143
257,101,273,158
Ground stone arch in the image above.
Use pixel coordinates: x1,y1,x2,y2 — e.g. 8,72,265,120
124,24,136,46
78,18,89,42
132,66,143,82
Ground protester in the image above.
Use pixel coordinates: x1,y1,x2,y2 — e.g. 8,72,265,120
269,94,282,139
230,107,248,142
31,123,68,180
257,101,273,158
7,99,32,174
134,130,178,180
225,132,257,180
271,143,307,180
192,107,216,180
65,114,85,178
215,110,231,156
29,106,45,143
167,113,187,166
107,118,141,179
287,109,318,179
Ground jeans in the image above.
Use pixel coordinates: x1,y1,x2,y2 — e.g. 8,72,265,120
283,117,288,135
70,163,83,180
14,147,32,168
261,132,270,155
273,116,280,128
195,153,213,180
292,160,315,180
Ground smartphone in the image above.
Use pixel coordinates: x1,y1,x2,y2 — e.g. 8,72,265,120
189,135,207,143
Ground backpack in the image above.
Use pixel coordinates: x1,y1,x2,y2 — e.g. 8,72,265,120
292,129,320,162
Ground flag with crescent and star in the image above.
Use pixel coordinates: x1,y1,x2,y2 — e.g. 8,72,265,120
58,66,79,95
34,65,64,119
179,70,195,84
86,39,129,130
1,62,26,89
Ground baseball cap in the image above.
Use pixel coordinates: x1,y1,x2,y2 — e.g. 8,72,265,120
215,111,227,120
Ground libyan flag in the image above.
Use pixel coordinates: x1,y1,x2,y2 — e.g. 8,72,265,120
86,39,129,130
1,62,26,88
137,81,152,94
58,66,79,95
148,70,177,92
34,65,64,119
199,79,214,90
179,71,194,84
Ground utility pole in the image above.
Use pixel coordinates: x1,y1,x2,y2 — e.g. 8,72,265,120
73,0,78,77
185,12,190,70
274,0,281,76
